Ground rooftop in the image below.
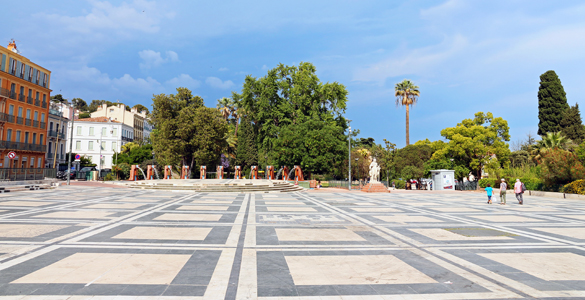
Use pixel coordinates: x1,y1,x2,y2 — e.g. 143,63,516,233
75,116,121,123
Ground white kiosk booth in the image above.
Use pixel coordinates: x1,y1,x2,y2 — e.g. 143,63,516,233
430,169,455,190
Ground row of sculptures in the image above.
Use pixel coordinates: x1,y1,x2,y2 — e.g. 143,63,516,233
128,165,305,182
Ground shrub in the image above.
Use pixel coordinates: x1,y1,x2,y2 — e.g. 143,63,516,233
113,163,131,180
520,177,544,191
104,173,116,181
393,179,406,189
478,178,495,188
562,180,585,194
541,149,585,186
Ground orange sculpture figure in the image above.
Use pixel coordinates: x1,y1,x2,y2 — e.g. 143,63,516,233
181,166,190,179
200,166,206,179
146,165,156,180
164,165,172,179
217,165,224,179
251,166,258,180
234,166,242,179
129,165,139,181
294,165,304,184
282,166,290,181
266,166,275,180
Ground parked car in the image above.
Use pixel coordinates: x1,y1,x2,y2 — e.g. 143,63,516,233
57,169,76,180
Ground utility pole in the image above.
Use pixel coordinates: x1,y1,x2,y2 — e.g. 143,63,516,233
348,120,352,190
66,100,76,185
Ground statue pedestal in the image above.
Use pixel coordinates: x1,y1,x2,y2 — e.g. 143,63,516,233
361,182,390,193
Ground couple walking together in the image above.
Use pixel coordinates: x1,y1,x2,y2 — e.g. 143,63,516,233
485,179,525,205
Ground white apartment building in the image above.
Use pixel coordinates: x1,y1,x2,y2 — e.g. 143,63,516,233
45,102,69,168
67,117,134,170
91,103,149,142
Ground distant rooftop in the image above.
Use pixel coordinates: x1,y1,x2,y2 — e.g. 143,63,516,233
76,116,121,123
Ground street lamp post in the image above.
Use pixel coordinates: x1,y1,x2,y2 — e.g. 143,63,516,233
348,120,352,190
66,100,76,185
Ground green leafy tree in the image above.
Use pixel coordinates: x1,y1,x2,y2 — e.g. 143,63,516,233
71,98,88,111
51,94,67,104
151,88,226,172
433,112,511,178
530,131,573,163
216,97,233,120
235,115,258,171
541,149,585,186
394,79,420,145
394,144,433,178
538,70,569,136
132,104,149,114
240,62,349,174
560,104,585,144
401,165,424,181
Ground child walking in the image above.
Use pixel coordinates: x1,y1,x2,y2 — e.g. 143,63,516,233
485,184,493,204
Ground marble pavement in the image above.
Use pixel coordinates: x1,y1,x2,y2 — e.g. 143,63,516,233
1,186,585,299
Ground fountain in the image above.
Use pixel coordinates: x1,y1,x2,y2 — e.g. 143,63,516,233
250,166,258,179
181,165,190,179
136,165,147,180
153,166,160,179
266,166,274,180
217,166,224,179
200,166,207,179
275,167,283,180
164,165,173,179
235,166,242,179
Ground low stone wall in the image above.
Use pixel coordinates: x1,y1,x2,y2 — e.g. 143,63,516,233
0,179,58,187
528,190,585,200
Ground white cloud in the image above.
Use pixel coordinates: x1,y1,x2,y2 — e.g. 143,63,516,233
139,50,180,69
218,67,229,71
35,0,172,35
166,74,201,89
205,77,234,89
113,74,162,91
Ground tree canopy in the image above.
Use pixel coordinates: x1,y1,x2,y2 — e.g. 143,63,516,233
240,62,349,175
150,88,226,173
433,112,511,177
538,70,569,136
133,104,149,114
395,79,420,145
560,104,585,144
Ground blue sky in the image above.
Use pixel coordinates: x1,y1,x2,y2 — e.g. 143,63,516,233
5,0,585,148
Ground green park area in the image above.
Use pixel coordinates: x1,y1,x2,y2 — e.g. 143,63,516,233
64,65,585,195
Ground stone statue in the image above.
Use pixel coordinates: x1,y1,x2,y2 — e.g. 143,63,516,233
468,172,475,182
369,158,380,183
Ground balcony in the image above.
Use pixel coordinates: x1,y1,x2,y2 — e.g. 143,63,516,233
122,136,133,142
0,87,9,98
48,130,66,139
33,120,39,128
40,122,46,129
16,116,23,125
18,94,25,102
0,112,15,123
9,91,17,100
49,108,62,117
25,118,32,126
27,96,33,104
0,141,46,152
35,99,40,106
42,102,47,109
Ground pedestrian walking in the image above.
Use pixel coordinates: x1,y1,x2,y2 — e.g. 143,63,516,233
500,179,507,205
514,179,524,205
485,184,493,204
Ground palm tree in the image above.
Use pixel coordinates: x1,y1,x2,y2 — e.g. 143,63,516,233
395,80,420,145
530,132,573,163
216,97,232,120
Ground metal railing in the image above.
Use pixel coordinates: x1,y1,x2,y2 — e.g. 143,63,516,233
0,87,10,98
0,112,15,123
0,168,56,181
122,136,133,142
16,116,23,125
27,96,33,104
42,102,47,108
9,91,17,100
0,141,46,152
18,94,25,102
48,130,66,139
455,180,478,191
33,120,38,128
25,118,32,126
35,99,40,106
40,122,46,129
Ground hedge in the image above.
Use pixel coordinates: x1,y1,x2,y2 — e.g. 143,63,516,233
562,180,585,195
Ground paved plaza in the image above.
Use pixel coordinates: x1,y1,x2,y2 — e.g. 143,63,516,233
1,186,585,299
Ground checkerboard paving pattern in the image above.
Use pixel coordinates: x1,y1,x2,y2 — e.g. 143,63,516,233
1,186,585,299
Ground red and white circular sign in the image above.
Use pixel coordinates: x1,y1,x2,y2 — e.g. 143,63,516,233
7,151,16,159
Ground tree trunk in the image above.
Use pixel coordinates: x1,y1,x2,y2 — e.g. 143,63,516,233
405,104,410,145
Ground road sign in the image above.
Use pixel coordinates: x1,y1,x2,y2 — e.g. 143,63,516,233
7,152,16,159
75,154,81,161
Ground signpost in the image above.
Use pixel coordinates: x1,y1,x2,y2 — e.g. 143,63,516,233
75,154,81,161
7,151,16,159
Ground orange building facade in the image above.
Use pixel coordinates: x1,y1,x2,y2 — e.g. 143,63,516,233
0,41,51,168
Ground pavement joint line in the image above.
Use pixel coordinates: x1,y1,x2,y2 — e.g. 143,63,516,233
0,193,198,266
0,190,150,220
296,192,529,299
225,194,251,300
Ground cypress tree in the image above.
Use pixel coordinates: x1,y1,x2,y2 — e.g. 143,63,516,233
538,70,569,136
561,104,585,144
235,116,258,171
